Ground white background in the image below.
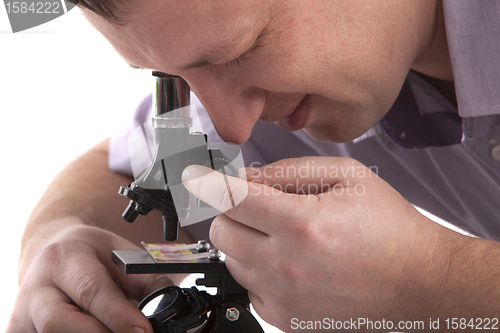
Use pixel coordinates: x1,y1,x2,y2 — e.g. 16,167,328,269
0,7,152,331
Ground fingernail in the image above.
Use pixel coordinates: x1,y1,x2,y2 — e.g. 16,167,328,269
182,165,199,186
182,165,193,183
182,165,213,186
129,327,145,333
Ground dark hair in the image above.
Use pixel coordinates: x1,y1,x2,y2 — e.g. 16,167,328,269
67,0,125,25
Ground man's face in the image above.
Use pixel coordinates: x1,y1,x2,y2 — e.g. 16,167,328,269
84,0,437,144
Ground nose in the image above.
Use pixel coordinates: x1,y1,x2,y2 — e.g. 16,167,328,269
184,69,266,144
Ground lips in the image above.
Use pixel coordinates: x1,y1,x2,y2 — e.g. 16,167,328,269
273,95,310,131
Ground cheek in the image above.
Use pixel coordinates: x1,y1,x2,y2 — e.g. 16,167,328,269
311,45,405,110
308,46,408,142
238,39,400,116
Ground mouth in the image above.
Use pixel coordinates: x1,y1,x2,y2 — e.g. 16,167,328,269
273,95,311,131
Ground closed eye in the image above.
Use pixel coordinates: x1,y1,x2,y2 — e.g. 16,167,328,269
223,34,263,67
224,54,246,66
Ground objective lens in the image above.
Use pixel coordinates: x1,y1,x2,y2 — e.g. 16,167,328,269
138,286,189,322
141,290,178,317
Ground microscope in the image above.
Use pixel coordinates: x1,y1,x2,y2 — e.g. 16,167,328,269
111,72,265,333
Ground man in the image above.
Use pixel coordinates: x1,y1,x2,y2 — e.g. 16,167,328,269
8,0,500,332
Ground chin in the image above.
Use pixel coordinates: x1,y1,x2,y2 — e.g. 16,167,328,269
304,96,385,143
303,123,372,143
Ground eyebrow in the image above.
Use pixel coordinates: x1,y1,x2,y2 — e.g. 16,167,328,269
180,34,246,71
181,59,215,71
124,31,248,72
126,57,220,71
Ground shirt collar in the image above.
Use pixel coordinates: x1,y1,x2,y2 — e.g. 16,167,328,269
443,0,500,117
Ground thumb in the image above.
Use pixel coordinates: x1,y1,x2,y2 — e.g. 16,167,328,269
182,164,249,213
105,232,176,302
121,274,176,302
182,164,311,236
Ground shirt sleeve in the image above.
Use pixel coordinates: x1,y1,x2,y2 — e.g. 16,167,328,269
108,93,153,177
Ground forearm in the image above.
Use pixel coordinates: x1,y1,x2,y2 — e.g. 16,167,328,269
409,227,500,327
440,234,500,319
19,138,194,282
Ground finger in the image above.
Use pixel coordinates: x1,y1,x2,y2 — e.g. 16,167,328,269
7,294,38,333
182,165,314,235
97,229,176,302
223,256,256,293
209,214,268,264
248,291,265,315
31,286,111,333
247,291,276,328
237,167,260,180
52,249,152,333
121,273,176,302
244,157,376,193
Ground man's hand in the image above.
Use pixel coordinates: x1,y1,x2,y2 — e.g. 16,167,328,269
182,156,499,331
8,221,172,333
7,140,196,332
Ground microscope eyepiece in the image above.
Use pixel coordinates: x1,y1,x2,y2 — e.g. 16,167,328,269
152,71,180,78
153,72,190,119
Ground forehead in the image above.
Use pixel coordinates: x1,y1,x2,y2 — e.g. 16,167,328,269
86,0,269,71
